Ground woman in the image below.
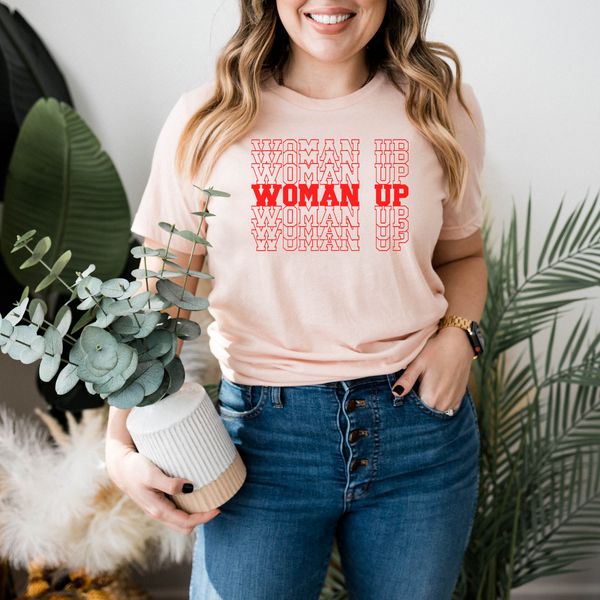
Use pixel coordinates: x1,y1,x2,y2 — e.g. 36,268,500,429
106,0,486,598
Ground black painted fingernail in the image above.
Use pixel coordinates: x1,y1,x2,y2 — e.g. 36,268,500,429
393,385,404,396
183,483,194,494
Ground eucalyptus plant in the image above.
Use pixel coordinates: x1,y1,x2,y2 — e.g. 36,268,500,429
0,186,228,410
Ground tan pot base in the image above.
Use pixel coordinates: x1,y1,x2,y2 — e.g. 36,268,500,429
167,449,247,514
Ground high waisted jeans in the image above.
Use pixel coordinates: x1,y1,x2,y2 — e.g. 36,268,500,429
189,368,480,600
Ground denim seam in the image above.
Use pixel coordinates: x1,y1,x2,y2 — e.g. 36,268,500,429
218,386,268,420
346,381,380,502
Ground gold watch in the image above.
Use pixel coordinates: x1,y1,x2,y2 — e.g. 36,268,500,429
438,316,485,359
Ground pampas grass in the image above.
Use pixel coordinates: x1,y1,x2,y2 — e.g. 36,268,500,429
0,403,195,577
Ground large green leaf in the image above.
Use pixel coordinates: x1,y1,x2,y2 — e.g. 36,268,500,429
0,3,73,194
0,98,130,293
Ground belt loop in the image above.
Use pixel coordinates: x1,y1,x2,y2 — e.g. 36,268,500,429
270,386,283,408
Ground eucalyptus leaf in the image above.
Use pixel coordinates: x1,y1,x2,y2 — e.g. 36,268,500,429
155,249,177,259
132,329,173,362
30,302,45,329
191,211,216,218
158,332,178,366
116,280,142,300
130,360,164,396
12,230,36,251
165,355,185,395
54,305,72,337
158,222,179,234
35,272,57,293
0,319,14,347
107,381,145,409
76,264,96,282
84,381,97,396
164,317,201,341
28,298,47,323
19,286,29,304
175,230,212,247
163,260,214,279
8,325,44,363
50,250,72,276
156,279,210,312
100,278,130,298
106,291,151,316
77,361,112,384
93,344,138,394
133,311,163,339
20,237,51,269
39,326,63,382
80,326,117,355
147,293,172,311
130,268,159,279
6,297,28,325
55,363,79,395
193,185,230,197
77,276,102,299
111,315,141,336
91,297,116,328
136,371,170,407
130,246,160,259
69,338,85,366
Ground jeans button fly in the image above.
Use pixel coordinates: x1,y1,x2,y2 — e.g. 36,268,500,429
347,399,357,412
349,429,360,443
351,459,369,470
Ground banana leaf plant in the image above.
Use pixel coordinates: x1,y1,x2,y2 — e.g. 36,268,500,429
319,194,600,599
0,2,74,318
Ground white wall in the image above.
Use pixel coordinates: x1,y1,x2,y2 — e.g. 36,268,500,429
3,0,600,597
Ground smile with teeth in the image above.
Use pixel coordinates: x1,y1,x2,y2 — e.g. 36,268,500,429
307,13,354,24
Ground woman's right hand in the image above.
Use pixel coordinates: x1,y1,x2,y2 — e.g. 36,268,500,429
106,444,221,536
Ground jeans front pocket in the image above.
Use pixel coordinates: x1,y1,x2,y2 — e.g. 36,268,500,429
217,376,268,420
407,380,469,421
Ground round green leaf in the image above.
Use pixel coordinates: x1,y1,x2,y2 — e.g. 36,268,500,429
163,260,214,279
50,250,72,277
77,276,102,299
165,355,185,396
12,230,36,252
130,246,160,259
29,299,47,327
130,268,159,280
106,291,150,316
191,211,216,218
108,381,145,409
35,272,58,293
0,320,15,348
76,264,96,281
40,327,63,382
116,280,142,300
80,326,117,354
164,317,201,341
55,363,80,395
158,222,179,234
111,315,141,335
174,230,212,247
6,297,29,326
193,185,230,197
132,329,173,362
133,311,163,339
147,293,172,311
136,372,170,407
69,338,85,365
130,360,164,396
19,286,30,304
20,236,52,269
156,279,210,312
8,325,45,363
54,305,72,337
92,298,117,328
77,360,113,384
158,332,178,366
100,278,130,298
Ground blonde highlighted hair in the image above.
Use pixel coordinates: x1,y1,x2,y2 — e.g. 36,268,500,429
176,0,475,208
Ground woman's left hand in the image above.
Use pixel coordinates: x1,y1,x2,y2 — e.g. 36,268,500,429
391,326,475,412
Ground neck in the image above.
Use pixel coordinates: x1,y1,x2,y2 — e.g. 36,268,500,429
278,44,372,99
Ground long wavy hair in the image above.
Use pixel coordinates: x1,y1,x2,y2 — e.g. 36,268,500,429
176,0,475,208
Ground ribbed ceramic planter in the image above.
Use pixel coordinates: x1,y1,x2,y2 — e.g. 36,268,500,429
126,382,246,514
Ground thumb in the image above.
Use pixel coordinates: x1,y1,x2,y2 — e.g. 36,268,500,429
151,470,196,496
392,364,422,397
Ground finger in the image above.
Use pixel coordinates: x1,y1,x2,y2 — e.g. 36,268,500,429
148,468,194,497
392,364,423,397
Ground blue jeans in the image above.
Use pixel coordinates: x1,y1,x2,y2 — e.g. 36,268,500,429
189,368,480,600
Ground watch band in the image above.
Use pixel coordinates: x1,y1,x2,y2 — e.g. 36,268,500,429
438,315,473,333
438,316,481,360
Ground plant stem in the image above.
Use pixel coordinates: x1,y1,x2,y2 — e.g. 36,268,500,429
160,229,175,278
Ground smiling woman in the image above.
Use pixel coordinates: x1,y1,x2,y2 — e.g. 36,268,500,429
106,0,488,598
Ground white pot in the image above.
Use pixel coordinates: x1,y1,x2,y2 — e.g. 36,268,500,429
126,382,246,514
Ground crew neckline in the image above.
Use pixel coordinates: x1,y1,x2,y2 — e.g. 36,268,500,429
263,68,387,111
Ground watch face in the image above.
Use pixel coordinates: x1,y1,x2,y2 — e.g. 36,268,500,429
471,321,485,355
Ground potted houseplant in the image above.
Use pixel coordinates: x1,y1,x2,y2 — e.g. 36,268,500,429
0,185,246,514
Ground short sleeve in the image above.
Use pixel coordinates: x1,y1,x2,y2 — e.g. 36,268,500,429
131,84,215,255
438,83,486,240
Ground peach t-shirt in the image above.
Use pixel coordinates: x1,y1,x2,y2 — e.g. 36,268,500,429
131,68,485,386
